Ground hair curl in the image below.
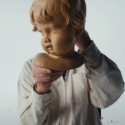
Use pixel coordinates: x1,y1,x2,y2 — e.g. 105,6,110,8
30,0,86,34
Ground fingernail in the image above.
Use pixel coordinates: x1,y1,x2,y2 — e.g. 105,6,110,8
47,70,51,73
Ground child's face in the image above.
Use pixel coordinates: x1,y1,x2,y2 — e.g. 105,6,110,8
36,12,76,56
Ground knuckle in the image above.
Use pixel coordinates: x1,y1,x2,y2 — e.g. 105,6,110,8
41,74,46,77
40,68,49,73
43,76,49,80
42,77,49,82
47,76,51,80
36,79,42,83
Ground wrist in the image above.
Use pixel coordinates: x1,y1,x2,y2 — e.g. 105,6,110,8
33,83,50,94
79,40,93,51
76,30,93,51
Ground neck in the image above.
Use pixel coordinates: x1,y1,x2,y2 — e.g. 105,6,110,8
49,50,75,59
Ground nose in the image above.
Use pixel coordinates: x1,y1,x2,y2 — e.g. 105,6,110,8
44,35,51,43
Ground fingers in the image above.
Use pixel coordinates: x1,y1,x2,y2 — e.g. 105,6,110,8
35,73,63,83
37,73,62,88
33,66,63,94
36,71,63,78
32,65,52,74
32,66,52,79
32,66,63,78
32,66,63,75
32,66,63,90
43,73,62,83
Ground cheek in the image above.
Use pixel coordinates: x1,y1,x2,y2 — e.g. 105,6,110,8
41,39,48,52
52,35,75,55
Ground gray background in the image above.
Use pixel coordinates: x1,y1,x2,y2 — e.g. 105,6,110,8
0,0,125,125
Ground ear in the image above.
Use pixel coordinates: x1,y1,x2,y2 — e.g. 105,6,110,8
74,29,84,38
74,29,80,37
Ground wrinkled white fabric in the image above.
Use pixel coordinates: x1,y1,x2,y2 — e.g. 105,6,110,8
17,42,124,125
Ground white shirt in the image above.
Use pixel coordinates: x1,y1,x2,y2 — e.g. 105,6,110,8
18,42,124,125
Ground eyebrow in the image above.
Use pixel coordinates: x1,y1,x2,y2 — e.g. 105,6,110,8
37,27,56,32
38,29,42,32
37,24,61,32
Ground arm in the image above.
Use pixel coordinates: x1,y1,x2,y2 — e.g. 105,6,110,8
76,30,124,109
18,61,52,125
81,41,124,109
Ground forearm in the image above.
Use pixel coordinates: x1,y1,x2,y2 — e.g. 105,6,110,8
19,83,52,125
80,42,124,108
18,61,52,125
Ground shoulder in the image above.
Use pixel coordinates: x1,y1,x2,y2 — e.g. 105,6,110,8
18,58,35,87
25,58,34,68
24,58,33,68
20,58,34,76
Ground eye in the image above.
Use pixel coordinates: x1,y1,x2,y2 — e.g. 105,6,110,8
50,28,56,34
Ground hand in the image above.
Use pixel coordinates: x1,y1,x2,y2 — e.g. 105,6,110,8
32,66,63,94
75,30,92,51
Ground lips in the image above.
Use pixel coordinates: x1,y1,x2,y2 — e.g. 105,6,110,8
47,46,53,50
45,43,53,50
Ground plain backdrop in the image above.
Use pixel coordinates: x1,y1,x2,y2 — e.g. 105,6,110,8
0,0,125,125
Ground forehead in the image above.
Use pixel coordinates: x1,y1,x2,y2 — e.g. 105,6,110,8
36,12,66,31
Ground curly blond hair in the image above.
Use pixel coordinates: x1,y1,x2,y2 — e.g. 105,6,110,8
30,0,86,34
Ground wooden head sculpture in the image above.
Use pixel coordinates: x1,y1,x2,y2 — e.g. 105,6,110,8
30,0,86,71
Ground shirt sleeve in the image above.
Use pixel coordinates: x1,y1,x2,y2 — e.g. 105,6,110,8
17,60,52,125
80,41,125,109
